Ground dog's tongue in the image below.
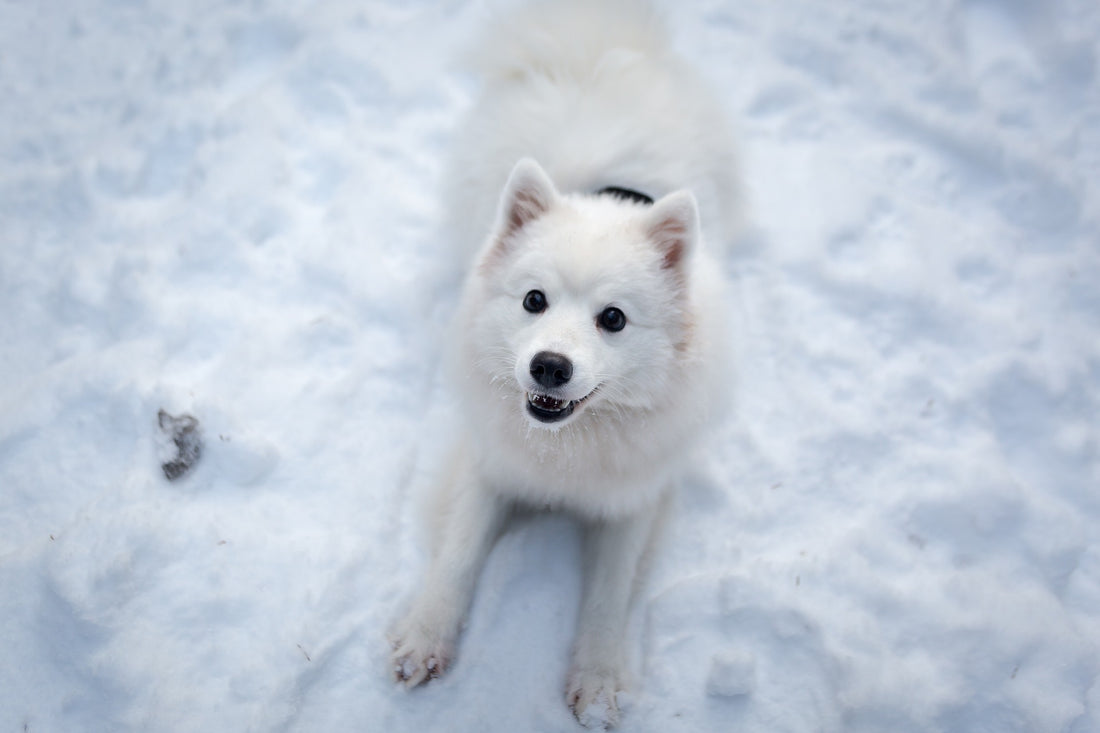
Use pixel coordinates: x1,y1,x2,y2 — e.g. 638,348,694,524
529,393,567,411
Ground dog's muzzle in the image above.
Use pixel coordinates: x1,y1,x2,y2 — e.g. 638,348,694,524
524,351,599,424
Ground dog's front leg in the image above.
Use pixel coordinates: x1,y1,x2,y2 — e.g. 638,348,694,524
389,452,507,687
567,501,661,728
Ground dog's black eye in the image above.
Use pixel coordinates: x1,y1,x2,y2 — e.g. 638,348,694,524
523,289,547,314
597,306,626,332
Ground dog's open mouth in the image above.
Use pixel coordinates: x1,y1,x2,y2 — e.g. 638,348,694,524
526,392,575,423
525,389,596,424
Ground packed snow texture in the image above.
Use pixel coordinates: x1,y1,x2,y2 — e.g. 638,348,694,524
1,1,1098,731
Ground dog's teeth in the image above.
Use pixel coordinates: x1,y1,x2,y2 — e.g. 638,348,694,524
529,393,569,411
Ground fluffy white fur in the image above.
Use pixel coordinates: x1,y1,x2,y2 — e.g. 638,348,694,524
445,0,740,258
390,1,739,727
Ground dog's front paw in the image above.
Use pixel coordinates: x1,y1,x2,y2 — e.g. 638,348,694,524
566,666,622,729
388,619,454,688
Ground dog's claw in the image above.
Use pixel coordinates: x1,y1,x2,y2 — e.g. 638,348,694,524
567,667,622,729
390,630,452,689
394,655,428,687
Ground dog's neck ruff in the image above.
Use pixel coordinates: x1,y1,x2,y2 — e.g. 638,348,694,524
594,186,655,206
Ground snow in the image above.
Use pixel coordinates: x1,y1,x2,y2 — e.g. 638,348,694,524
705,647,756,699
1,0,1097,731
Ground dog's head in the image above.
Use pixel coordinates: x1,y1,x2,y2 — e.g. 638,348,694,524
468,158,699,430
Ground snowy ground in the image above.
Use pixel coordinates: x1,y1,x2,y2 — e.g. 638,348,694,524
1,0,1098,731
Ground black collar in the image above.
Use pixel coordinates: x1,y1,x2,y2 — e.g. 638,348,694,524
595,186,654,206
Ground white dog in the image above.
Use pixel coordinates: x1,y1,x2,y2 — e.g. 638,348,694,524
390,0,739,726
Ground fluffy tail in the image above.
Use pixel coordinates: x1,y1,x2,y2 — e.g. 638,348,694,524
465,0,671,82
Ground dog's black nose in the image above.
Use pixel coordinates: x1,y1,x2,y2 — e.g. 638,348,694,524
530,351,573,388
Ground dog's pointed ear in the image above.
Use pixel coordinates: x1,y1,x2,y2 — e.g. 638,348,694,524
646,190,699,271
497,158,558,239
